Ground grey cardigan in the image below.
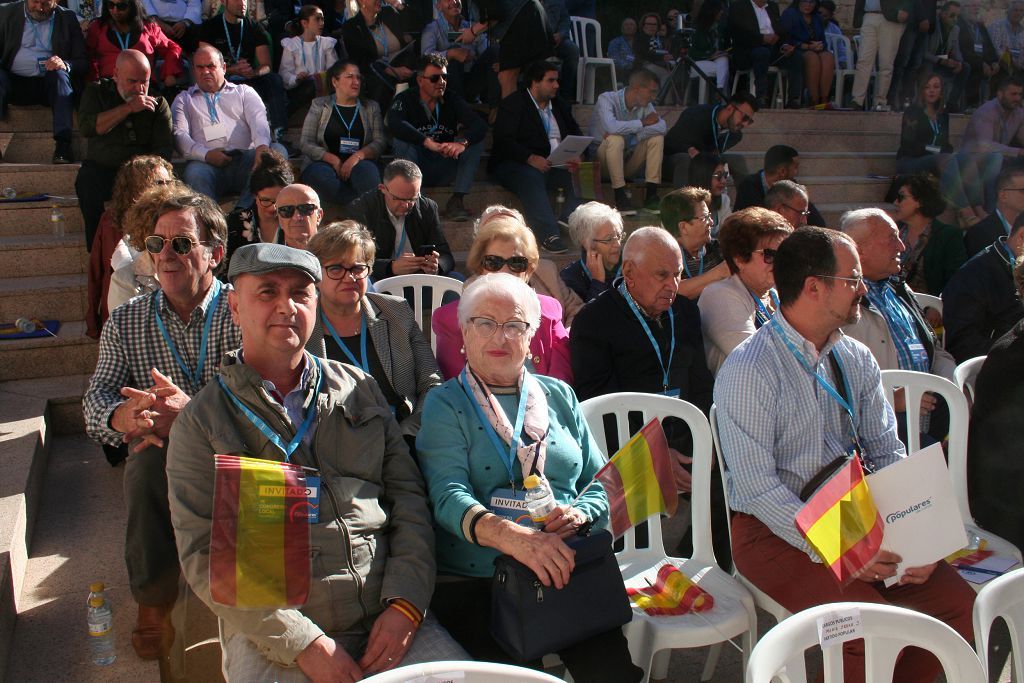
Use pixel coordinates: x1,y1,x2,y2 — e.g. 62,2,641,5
298,94,387,170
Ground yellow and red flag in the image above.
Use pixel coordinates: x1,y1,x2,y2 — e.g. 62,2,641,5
627,563,714,616
210,454,312,608
795,454,883,586
595,418,678,538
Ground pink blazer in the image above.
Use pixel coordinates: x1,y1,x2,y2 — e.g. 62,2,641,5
431,293,574,384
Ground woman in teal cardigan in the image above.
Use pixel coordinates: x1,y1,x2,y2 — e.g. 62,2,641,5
892,172,967,295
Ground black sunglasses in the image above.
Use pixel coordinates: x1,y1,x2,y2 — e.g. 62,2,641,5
482,255,530,273
108,2,131,9
144,234,209,255
276,203,318,218
422,73,447,83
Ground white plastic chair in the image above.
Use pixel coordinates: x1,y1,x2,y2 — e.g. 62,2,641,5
731,66,785,106
745,601,986,682
362,661,565,682
688,67,711,105
373,274,462,355
569,17,617,104
580,393,756,683
953,355,986,407
879,370,1023,573
911,292,945,349
973,567,1024,681
824,33,856,106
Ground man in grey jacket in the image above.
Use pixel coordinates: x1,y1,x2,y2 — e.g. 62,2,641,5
167,243,464,682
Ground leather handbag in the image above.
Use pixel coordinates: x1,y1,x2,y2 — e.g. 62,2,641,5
490,529,633,662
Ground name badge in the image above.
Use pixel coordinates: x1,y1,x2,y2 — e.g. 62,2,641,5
907,342,929,368
37,58,47,75
447,31,463,43
974,42,984,53
204,122,228,142
924,144,941,154
488,487,534,528
660,388,680,398
302,475,321,524
338,137,360,155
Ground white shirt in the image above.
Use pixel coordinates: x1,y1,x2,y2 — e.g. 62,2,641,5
387,208,411,256
751,0,774,35
171,81,272,161
529,91,561,154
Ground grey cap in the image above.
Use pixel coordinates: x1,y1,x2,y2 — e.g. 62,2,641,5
227,243,322,283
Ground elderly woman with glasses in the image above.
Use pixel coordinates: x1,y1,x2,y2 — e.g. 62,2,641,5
432,214,573,382
416,273,643,682
697,207,793,375
559,201,625,303
306,221,442,454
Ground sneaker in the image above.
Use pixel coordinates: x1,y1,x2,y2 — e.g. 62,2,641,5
540,235,568,254
52,142,73,164
444,194,470,221
643,195,661,214
872,103,892,112
614,187,637,216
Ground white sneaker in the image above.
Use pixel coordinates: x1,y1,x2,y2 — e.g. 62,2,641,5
872,103,892,112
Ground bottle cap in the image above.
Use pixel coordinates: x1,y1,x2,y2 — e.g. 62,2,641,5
88,596,105,608
90,582,105,592
523,474,541,489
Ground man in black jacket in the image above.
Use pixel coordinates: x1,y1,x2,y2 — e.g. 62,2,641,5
489,59,583,254
964,166,1024,257
734,144,827,226
0,0,86,163
345,159,455,280
387,53,487,222
663,92,758,186
958,0,999,109
727,0,802,108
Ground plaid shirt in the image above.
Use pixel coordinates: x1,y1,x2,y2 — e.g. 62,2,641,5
84,281,241,446
864,280,930,373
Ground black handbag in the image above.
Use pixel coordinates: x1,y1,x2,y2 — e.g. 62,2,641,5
490,529,633,662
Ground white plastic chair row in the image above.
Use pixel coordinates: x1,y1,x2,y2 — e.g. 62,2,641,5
569,16,616,104
953,355,986,406
362,661,565,682
824,33,856,107
731,66,786,107
373,273,462,355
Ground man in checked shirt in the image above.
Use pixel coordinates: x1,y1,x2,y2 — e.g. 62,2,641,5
83,184,241,660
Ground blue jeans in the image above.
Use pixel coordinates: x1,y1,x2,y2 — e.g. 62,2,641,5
183,143,287,208
300,159,380,206
492,160,578,241
0,67,74,141
392,138,485,195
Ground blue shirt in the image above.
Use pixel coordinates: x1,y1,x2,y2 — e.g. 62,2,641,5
714,310,905,559
13,11,53,78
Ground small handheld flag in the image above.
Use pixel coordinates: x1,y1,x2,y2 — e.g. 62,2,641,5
627,563,715,616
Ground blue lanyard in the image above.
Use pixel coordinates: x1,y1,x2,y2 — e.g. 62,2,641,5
153,280,222,391
26,10,55,52
393,227,407,259
216,356,323,462
578,257,620,283
114,30,132,51
619,282,675,391
300,36,321,72
1001,238,1017,264
711,104,729,154
426,101,441,135
683,246,705,278
759,170,769,195
996,208,1012,236
321,310,368,372
371,23,389,58
749,288,779,329
333,101,360,136
865,282,927,369
460,367,530,484
223,14,245,64
202,90,221,123
929,117,941,146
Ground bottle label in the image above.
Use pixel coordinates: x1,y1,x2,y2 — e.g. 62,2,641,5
89,619,112,636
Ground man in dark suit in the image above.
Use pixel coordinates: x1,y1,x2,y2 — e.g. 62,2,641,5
0,0,87,163
964,166,1024,258
489,59,583,254
958,0,999,109
727,0,802,107
346,159,455,281
733,144,826,226
663,91,758,186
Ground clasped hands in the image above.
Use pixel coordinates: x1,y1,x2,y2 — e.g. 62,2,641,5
110,367,190,453
296,607,418,683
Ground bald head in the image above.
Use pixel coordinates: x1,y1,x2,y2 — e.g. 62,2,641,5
277,184,323,251
113,49,151,100
277,184,321,207
622,226,681,264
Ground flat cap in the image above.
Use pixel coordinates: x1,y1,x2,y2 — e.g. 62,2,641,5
228,243,322,283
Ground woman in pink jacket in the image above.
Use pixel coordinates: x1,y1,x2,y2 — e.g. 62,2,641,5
86,0,184,87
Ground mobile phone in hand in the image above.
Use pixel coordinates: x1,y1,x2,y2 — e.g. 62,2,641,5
415,244,436,257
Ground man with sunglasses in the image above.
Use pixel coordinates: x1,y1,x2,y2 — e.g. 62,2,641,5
664,92,758,187
346,159,455,280
83,188,241,660
76,49,174,252
273,183,324,250
386,52,487,221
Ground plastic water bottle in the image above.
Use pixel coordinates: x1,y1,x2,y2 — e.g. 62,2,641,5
87,582,116,666
15,317,37,333
523,474,557,524
555,188,566,218
50,205,66,238
2,187,15,199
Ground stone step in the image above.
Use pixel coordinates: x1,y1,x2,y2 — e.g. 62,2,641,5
0,106,77,133
0,196,83,236
0,320,98,382
0,234,88,278
0,273,87,321
0,131,87,164
729,151,898,177
734,128,905,153
0,163,79,197
800,175,892,203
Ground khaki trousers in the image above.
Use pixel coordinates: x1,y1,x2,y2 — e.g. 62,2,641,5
597,134,664,189
851,13,907,106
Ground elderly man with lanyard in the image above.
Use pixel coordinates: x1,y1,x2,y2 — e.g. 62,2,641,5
715,226,975,682
664,91,758,187
83,187,240,660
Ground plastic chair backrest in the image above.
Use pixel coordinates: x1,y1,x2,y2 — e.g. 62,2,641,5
362,660,566,682
745,601,986,682
973,567,1024,680
580,392,714,565
824,32,854,70
571,16,605,60
373,274,462,354
913,292,942,316
953,355,986,407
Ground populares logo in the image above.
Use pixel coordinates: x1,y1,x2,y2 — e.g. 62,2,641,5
885,498,933,524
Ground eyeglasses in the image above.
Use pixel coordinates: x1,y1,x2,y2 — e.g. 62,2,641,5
383,186,420,205
144,234,210,255
782,203,811,217
255,194,278,208
1002,187,1024,192
108,2,130,9
276,203,318,218
324,263,370,280
821,274,865,288
482,254,531,273
752,248,776,264
592,231,625,245
691,212,714,224
730,105,755,125
468,317,531,340
895,192,911,202
711,171,730,180
422,73,447,83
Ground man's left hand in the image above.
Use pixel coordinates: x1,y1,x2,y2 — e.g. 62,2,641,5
420,252,440,274
358,607,417,674
45,55,67,72
121,368,190,451
670,448,693,493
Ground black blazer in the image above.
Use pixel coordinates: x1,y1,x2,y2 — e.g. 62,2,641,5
963,211,1008,259
341,8,417,79
727,0,785,51
958,18,997,69
733,168,827,226
664,103,744,157
1,1,87,78
897,106,952,158
489,89,582,171
344,188,454,280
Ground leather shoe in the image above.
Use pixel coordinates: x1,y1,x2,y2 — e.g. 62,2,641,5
131,602,174,660
52,142,73,165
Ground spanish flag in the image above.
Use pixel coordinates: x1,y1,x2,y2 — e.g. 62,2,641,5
210,454,312,609
795,454,884,586
627,563,715,616
595,418,678,538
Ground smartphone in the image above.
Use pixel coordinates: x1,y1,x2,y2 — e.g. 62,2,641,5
223,149,243,158
415,244,436,257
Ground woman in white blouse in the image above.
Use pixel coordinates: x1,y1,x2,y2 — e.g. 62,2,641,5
279,5,339,114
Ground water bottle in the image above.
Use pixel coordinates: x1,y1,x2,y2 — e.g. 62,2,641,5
50,205,66,238
555,188,566,218
523,474,557,524
774,93,784,110
2,187,15,199
15,317,37,333
87,582,116,666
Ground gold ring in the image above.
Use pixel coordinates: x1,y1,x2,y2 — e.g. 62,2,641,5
875,573,880,580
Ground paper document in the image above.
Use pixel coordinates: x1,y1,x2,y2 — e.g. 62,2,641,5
952,555,1020,584
865,443,968,586
548,135,594,166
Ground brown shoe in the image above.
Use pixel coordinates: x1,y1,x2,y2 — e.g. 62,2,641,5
131,602,174,660
444,194,470,221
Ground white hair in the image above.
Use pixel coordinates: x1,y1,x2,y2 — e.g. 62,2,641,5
621,225,681,263
457,273,542,332
839,207,897,241
568,201,624,249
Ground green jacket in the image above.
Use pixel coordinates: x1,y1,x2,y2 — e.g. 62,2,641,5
167,351,434,665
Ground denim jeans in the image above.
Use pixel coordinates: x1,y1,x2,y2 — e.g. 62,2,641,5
300,158,380,206
392,138,485,195
492,160,579,241
0,67,74,141
183,143,287,208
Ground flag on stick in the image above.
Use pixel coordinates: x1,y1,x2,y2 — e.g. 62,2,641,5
594,418,678,538
210,454,312,608
795,454,884,586
627,563,715,616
